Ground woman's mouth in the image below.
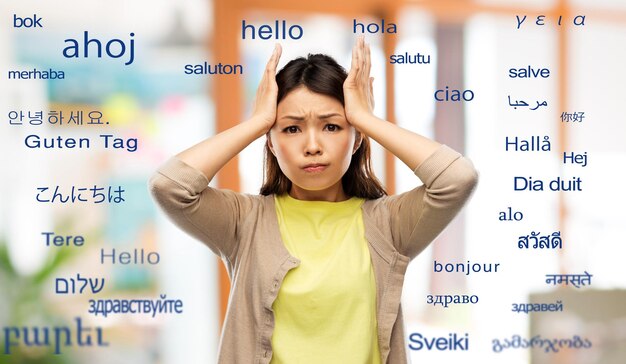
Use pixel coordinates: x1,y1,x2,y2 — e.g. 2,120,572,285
303,164,327,173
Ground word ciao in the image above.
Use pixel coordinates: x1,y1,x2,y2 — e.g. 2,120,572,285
492,335,591,353
434,87,474,102
408,333,469,351
516,15,586,29
3,317,108,355
63,31,135,66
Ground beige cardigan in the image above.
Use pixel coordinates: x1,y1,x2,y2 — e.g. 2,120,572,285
148,144,478,363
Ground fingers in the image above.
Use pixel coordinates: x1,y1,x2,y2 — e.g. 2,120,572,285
268,43,282,73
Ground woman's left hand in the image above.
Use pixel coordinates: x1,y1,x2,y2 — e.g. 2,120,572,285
343,36,375,127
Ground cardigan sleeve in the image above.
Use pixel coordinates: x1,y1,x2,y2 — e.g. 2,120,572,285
148,157,254,263
384,144,479,259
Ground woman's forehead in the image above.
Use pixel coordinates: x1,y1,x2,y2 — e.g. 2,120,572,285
277,87,343,115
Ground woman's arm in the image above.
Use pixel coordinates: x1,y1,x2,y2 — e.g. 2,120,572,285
177,44,282,181
343,36,440,170
148,45,282,262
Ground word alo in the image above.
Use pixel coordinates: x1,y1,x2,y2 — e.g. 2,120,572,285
3,317,108,354
408,333,469,351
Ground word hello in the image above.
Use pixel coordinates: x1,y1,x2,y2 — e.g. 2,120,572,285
353,19,397,34
63,31,135,66
101,248,160,265
408,333,469,351
241,20,303,40
13,14,43,28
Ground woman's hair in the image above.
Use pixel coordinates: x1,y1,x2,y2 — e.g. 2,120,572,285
259,53,387,199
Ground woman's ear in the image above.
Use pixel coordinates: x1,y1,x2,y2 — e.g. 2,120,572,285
267,133,276,157
352,131,363,155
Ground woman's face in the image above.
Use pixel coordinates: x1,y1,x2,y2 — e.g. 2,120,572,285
268,86,361,201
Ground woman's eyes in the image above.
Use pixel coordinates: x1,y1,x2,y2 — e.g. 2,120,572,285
282,124,341,133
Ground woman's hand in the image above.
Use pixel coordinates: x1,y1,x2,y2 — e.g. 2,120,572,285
251,44,282,132
343,36,375,127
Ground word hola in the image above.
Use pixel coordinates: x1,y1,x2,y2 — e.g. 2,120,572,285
241,20,303,40
435,87,474,102
408,333,469,351
13,14,43,28
353,19,397,34
63,31,135,66
516,15,586,29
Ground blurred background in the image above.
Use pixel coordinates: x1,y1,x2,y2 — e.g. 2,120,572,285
1,0,625,363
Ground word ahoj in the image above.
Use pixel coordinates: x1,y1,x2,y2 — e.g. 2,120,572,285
63,31,135,66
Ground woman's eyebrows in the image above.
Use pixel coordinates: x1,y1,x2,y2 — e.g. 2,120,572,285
280,113,344,121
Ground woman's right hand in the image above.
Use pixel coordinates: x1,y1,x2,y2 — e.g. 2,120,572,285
251,44,282,132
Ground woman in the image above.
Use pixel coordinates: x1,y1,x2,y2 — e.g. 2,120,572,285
149,36,478,363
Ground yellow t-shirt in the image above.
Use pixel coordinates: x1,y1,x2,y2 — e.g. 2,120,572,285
271,193,381,363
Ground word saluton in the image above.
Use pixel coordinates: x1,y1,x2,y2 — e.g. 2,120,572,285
408,332,469,351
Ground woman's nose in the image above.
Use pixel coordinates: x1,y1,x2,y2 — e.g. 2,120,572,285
304,130,322,155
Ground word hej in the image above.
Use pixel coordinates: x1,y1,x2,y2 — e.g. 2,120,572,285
516,15,586,29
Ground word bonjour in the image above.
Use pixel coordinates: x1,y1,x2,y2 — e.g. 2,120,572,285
433,260,500,276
